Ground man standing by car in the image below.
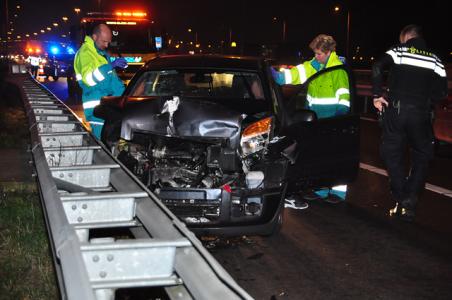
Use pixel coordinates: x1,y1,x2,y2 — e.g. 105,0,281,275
372,24,447,222
272,34,350,207
74,23,128,139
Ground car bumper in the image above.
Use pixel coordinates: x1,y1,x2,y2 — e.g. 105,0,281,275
157,187,283,236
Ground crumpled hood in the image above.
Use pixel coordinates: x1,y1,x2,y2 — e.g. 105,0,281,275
121,96,243,148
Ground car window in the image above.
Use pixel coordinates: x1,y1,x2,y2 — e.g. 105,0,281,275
290,66,351,119
130,70,265,100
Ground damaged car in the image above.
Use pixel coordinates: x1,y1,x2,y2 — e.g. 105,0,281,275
94,55,360,236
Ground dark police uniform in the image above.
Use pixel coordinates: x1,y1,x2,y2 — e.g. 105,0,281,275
372,37,447,218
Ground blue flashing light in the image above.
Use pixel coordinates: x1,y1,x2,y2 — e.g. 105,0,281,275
67,47,75,55
50,46,60,55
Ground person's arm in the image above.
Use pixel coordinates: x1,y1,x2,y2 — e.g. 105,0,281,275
75,50,111,87
371,53,393,111
431,56,448,103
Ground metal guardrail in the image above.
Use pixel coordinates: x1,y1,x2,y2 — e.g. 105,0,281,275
22,76,253,300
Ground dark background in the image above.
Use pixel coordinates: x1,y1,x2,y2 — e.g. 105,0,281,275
2,0,450,62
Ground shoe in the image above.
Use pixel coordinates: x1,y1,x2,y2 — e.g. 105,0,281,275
388,202,416,222
284,195,309,210
324,194,343,204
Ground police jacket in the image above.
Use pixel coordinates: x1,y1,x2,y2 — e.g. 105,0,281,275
372,37,447,108
74,36,125,108
281,52,350,118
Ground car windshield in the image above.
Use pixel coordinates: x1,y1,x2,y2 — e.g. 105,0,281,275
130,69,265,100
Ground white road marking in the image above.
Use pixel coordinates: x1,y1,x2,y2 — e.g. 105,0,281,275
359,162,452,198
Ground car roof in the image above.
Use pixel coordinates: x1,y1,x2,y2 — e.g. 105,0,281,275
144,54,265,71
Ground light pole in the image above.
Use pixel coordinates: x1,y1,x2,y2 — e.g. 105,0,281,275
334,5,350,59
272,17,286,43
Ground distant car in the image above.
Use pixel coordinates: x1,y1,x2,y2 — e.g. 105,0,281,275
94,54,360,236
41,55,73,81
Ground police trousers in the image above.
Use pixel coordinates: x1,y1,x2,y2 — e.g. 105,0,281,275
380,104,434,206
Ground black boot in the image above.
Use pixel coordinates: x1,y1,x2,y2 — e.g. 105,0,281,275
399,197,417,222
388,199,416,222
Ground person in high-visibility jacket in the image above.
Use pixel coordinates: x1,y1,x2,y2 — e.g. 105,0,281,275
272,34,350,119
272,34,351,206
74,23,127,139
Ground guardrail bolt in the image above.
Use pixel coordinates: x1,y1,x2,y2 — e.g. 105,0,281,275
82,204,87,209
92,255,100,262
107,254,114,262
77,217,83,222
71,204,77,210
99,271,107,278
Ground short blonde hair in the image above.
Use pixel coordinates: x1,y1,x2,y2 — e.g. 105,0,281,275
309,34,336,53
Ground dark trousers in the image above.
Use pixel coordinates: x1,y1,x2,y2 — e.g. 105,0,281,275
380,105,434,207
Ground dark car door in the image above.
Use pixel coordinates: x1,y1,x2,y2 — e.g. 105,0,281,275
277,65,360,192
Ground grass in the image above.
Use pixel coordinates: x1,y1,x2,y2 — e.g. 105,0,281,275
0,102,58,299
0,188,58,300
0,108,29,148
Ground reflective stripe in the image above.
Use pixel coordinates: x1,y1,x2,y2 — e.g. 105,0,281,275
76,73,82,81
387,47,446,77
335,88,350,98
82,100,100,109
93,68,105,82
338,99,350,107
89,121,104,126
399,56,436,71
296,64,307,84
386,49,398,62
307,95,339,105
434,65,447,77
332,185,347,192
85,72,96,86
283,69,292,84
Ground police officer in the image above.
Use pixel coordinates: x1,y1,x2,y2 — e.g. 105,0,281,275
372,24,447,221
74,23,128,139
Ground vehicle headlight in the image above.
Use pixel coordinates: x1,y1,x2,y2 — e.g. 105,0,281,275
240,117,272,157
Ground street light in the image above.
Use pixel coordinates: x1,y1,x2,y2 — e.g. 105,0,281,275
74,8,81,14
333,5,351,59
272,17,286,43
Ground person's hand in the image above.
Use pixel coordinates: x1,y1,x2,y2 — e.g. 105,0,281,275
271,67,285,85
111,57,128,69
373,97,388,112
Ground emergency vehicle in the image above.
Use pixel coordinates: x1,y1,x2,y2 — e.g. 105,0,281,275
68,9,165,87
66,9,165,100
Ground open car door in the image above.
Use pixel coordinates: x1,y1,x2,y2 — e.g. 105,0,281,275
277,65,360,193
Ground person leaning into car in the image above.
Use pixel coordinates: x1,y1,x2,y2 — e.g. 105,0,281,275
272,34,350,118
372,24,447,222
74,23,128,139
271,34,351,206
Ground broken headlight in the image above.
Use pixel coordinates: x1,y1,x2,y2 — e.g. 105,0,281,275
240,117,272,157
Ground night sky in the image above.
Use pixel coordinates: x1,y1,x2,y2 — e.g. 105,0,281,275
5,0,451,61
